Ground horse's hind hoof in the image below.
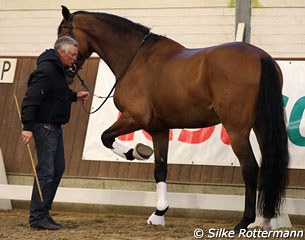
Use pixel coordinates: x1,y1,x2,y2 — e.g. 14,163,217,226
133,143,154,160
147,212,165,226
234,222,248,234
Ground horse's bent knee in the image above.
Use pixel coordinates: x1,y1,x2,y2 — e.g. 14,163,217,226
101,132,114,149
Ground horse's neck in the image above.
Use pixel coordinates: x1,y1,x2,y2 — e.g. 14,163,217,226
97,42,136,78
86,20,144,78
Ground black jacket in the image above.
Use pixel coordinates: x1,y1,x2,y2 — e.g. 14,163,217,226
21,49,77,131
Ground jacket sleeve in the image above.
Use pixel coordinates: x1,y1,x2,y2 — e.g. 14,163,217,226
21,69,51,131
69,88,78,102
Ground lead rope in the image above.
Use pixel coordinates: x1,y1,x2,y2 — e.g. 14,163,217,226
77,72,115,114
77,32,151,114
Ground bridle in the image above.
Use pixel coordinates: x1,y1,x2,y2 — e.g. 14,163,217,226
59,13,151,114
60,13,87,73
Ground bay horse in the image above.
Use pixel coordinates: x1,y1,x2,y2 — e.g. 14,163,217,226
58,6,289,231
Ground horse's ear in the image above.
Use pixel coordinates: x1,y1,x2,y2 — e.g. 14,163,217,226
61,5,71,20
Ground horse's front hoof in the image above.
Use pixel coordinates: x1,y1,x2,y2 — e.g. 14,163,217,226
133,143,154,160
147,212,165,226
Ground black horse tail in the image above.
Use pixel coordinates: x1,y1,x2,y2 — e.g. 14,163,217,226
257,57,289,218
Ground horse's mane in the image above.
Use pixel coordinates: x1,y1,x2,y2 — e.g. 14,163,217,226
74,11,160,40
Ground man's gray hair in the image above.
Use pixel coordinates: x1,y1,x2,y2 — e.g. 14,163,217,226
54,36,79,53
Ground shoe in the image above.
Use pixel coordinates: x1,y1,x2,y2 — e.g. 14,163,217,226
30,218,60,230
47,216,62,228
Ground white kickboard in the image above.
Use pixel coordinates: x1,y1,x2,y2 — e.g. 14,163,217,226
0,148,12,210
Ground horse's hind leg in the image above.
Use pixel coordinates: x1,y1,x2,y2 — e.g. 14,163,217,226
228,131,259,231
147,130,170,226
101,112,153,160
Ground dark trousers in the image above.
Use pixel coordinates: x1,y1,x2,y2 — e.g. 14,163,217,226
29,123,65,224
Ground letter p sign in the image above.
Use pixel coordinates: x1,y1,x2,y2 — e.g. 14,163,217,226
0,58,17,83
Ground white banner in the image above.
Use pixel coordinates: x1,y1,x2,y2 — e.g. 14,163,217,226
82,60,305,169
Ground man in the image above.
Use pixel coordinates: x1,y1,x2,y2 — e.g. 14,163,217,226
21,36,89,230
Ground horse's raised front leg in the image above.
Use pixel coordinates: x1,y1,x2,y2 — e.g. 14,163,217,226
228,131,259,232
147,130,169,226
101,112,153,161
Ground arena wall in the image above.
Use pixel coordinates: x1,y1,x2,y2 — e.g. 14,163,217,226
0,0,235,56
1,1,305,57
0,0,304,213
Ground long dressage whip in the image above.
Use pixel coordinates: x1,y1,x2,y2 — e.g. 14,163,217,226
13,94,43,202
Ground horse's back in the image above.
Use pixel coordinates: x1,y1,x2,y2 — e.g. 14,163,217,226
123,40,279,131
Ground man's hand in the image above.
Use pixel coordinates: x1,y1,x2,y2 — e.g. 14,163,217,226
22,131,33,145
77,91,90,103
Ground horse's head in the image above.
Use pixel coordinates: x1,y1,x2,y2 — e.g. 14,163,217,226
58,6,93,83
58,6,159,82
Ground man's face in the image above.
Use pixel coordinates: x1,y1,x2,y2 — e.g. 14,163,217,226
58,45,78,67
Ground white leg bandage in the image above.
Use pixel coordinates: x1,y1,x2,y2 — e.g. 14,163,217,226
147,182,168,226
111,141,131,159
111,141,153,161
156,182,168,211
